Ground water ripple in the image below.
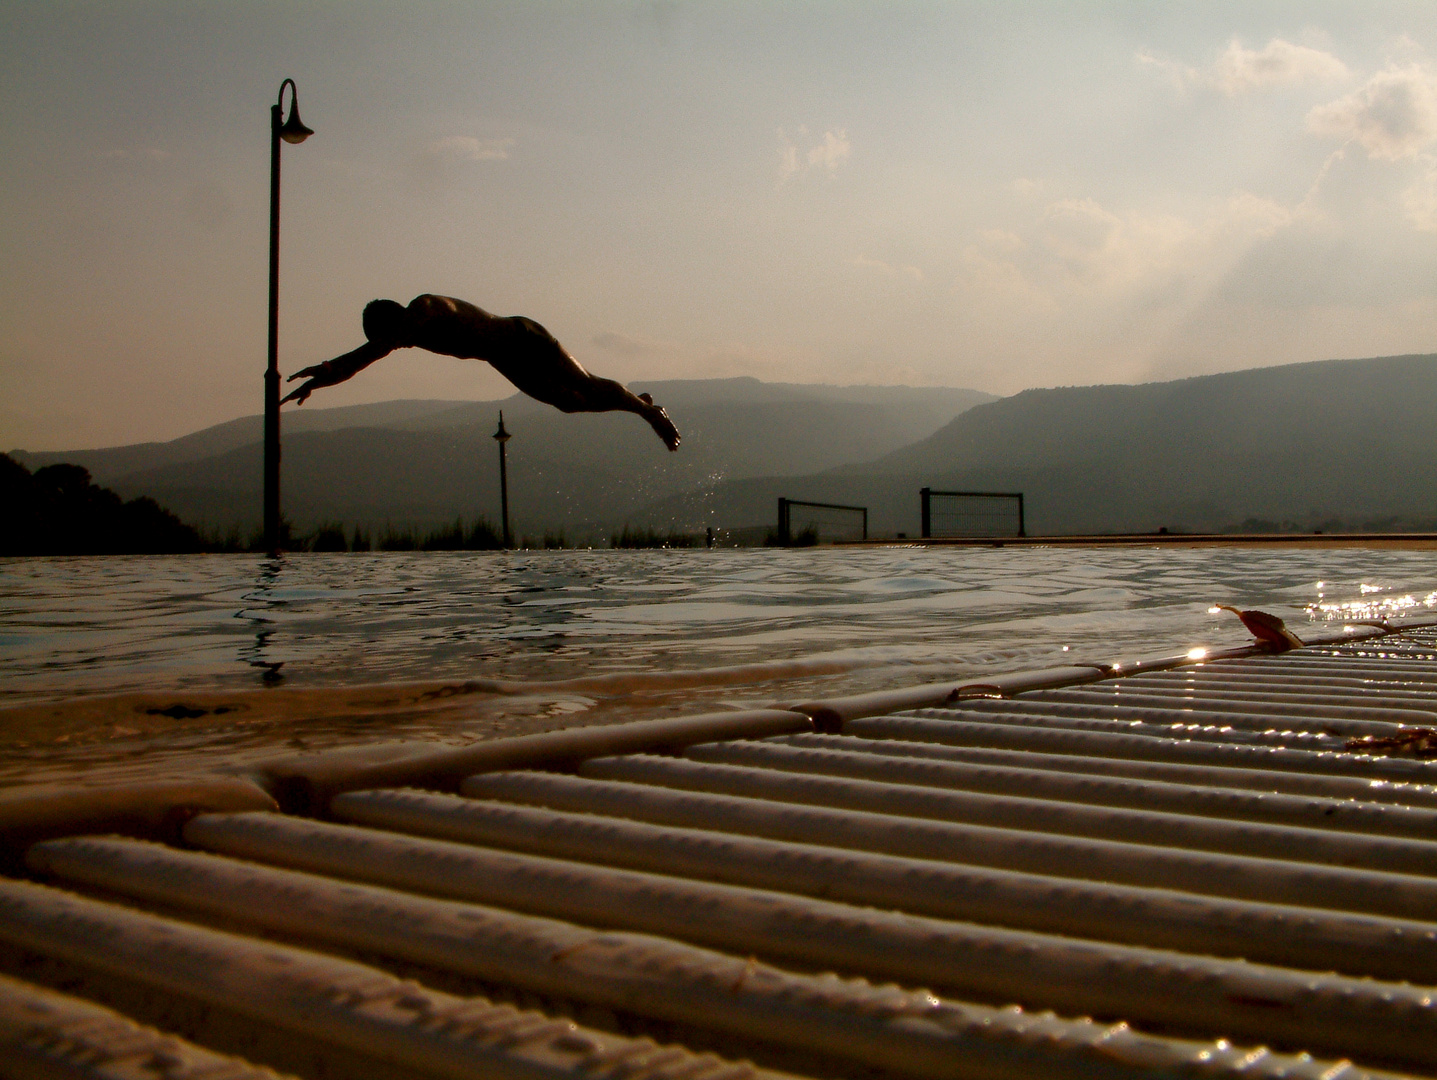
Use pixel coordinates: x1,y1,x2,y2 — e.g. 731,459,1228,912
2,546,1435,787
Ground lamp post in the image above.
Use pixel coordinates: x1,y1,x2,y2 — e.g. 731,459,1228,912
264,78,314,556
493,411,512,548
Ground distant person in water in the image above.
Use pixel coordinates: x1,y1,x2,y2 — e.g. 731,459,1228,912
282,295,680,451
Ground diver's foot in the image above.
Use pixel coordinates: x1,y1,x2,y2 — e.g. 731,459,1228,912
646,403,680,451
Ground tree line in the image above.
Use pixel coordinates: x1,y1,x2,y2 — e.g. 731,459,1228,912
1,453,714,555
1,453,207,556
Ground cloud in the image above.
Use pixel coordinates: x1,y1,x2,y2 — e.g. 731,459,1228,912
425,136,514,163
777,127,851,183
1135,49,1194,91
1307,64,1437,160
807,129,851,169
1211,39,1348,95
1138,38,1347,96
1037,198,1125,270
956,192,1293,315
848,255,922,283
590,333,793,382
408,135,516,196
699,344,775,378
777,143,800,184
949,189,1321,386
591,330,670,358
1403,161,1437,232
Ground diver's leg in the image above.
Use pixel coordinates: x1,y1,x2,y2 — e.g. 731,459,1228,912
488,320,681,449
574,375,646,412
532,373,680,451
578,377,680,450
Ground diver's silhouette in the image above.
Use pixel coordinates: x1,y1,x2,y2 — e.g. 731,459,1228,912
282,295,680,450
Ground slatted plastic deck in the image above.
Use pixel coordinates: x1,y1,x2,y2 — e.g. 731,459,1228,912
4,622,1437,1080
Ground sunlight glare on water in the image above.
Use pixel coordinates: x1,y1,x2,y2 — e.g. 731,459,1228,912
2,545,1435,788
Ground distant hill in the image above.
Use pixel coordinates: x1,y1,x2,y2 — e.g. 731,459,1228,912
10,379,993,537
626,353,1437,536
23,356,1437,541
8,400,469,484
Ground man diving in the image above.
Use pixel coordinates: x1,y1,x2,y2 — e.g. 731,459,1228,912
282,295,680,451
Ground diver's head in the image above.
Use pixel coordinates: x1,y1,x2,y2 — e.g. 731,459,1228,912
362,299,410,347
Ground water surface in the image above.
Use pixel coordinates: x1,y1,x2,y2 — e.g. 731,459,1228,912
3,546,1434,789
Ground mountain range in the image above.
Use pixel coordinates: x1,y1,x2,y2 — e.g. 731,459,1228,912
12,354,1437,540
632,353,1437,536
10,380,994,540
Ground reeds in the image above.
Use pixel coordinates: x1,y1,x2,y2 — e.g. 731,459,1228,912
370,518,504,552
610,525,700,549
763,526,818,547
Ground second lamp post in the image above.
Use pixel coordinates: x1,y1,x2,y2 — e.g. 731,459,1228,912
493,411,512,548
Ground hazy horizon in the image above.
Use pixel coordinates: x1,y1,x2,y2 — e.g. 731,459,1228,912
11,350,1436,456
4,1,1435,451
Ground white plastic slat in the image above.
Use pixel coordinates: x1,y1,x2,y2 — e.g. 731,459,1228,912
578,754,1437,876
1230,668,1437,686
0,970,291,1080
1026,687,1434,728
459,767,1437,922
683,739,1437,839
1114,674,1437,705
1058,681,1437,714
31,834,1394,1080
772,731,1437,810
173,810,1437,1075
341,786,1437,983
1131,670,1437,697
922,704,1427,759
1213,657,1437,680
858,712,1437,783
0,877,772,1080
1277,652,1437,670
945,701,1362,746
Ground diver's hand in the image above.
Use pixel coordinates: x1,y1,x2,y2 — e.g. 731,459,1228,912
281,381,314,406
288,361,329,382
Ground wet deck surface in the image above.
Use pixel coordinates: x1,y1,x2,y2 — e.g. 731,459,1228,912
4,626,1437,1079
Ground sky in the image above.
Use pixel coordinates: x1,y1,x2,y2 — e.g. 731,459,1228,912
2,1,1435,450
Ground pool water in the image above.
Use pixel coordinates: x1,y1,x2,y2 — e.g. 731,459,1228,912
2,545,1433,789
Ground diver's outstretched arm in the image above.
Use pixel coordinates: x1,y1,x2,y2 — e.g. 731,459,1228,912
282,340,392,405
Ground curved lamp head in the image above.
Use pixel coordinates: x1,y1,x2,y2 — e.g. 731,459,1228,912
493,411,511,443
277,79,314,144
